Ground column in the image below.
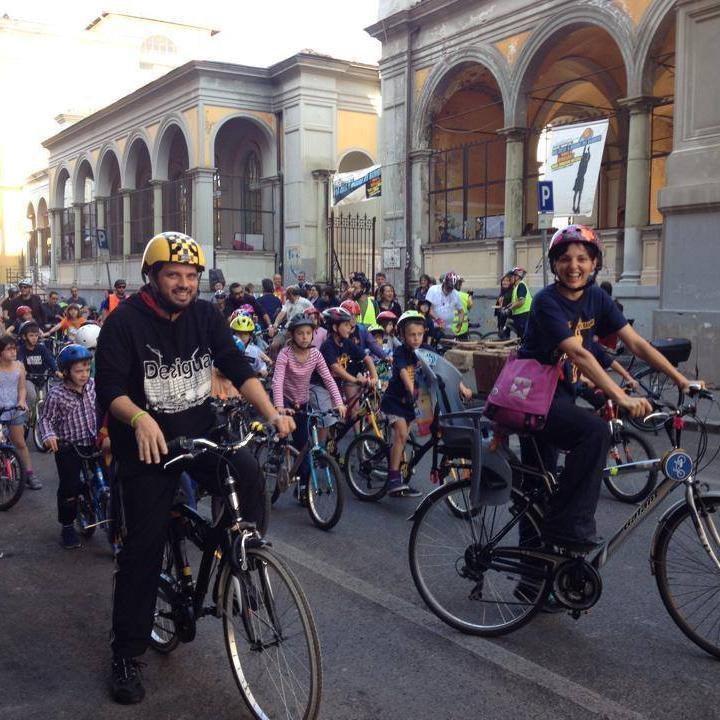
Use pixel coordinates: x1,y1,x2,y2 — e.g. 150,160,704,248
311,170,332,282
121,189,132,256
34,229,42,268
95,196,106,231
48,208,61,282
151,180,163,234
409,148,432,289
618,96,655,283
499,127,526,272
190,168,216,273
73,203,83,262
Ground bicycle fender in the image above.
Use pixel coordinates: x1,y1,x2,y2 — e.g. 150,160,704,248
649,491,720,575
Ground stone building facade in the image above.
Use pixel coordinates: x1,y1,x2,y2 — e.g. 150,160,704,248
23,53,379,297
367,0,720,380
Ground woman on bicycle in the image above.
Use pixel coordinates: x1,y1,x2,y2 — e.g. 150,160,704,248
0,334,41,489
38,344,96,549
272,313,346,495
517,224,701,551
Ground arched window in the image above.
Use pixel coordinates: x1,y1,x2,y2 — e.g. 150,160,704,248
242,152,261,234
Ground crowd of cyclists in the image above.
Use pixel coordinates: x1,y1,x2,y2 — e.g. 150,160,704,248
0,223,705,708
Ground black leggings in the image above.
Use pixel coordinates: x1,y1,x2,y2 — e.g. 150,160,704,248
110,447,264,659
54,444,95,525
520,387,610,541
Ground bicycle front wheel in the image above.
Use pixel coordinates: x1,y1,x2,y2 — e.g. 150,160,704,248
307,450,344,530
0,447,26,511
603,430,658,503
654,493,720,658
344,433,389,501
223,547,322,720
409,479,549,636
32,401,49,453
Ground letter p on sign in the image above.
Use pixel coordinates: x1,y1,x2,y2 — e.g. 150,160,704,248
537,181,554,213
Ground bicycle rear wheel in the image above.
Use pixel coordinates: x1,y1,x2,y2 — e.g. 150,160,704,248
654,493,720,658
150,569,181,654
344,433,389,501
223,547,322,720
409,479,549,636
603,430,658,503
0,447,25,511
307,450,344,530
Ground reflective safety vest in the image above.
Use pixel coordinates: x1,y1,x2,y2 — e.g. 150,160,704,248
511,280,532,316
358,296,377,326
452,290,471,335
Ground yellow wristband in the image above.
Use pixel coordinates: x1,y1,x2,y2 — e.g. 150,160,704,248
130,410,148,428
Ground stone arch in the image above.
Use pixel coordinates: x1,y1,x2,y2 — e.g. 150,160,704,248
122,130,154,188
53,165,72,208
413,45,511,149
96,145,122,197
153,115,194,181
509,8,634,127
210,113,277,176
635,0,677,96
338,149,375,173
72,155,95,204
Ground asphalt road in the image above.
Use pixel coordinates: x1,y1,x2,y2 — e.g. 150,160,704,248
2,429,719,720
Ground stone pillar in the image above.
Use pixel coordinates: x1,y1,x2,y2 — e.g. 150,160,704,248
311,170,333,282
95,196,106,231
190,168,216,276
409,148,432,290
121,190,132,256
73,203,83,262
151,180,164,234
655,0,720,384
34,229,43,268
499,127,526,273
48,208,61,282
618,97,655,283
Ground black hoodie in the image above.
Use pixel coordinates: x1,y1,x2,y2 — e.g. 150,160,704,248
95,288,255,465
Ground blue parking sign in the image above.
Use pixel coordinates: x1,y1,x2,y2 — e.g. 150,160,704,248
537,181,554,213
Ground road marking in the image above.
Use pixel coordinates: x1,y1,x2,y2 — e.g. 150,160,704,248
275,540,648,720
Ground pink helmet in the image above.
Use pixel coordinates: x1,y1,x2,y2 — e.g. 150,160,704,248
548,224,603,271
340,299,361,316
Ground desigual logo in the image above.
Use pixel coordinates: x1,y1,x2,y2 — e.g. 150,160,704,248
144,349,211,381
509,376,532,401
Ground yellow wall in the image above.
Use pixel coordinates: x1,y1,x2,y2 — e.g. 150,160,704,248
494,31,531,65
613,0,653,26
203,106,276,166
337,110,377,161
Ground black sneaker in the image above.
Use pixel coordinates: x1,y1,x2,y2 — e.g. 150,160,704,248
111,656,146,704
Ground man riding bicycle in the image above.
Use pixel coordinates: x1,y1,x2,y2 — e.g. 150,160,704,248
517,224,702,552
95,231,294,705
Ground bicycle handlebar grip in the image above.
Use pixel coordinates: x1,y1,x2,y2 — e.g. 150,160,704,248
165,436,189,454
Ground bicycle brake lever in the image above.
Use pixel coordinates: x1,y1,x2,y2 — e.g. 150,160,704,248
163,452,194,471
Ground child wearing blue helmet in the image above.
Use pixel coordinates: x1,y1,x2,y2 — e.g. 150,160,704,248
38,343,97,549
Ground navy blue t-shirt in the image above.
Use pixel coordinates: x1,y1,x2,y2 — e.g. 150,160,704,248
380,344,420,421
319,335,365,376
519,283,626,392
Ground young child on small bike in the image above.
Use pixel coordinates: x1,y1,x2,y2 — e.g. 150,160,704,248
5,305,34,336
0,334,40,489
230,315,272,377
38,344,97,549
380,310,427,497
272,313,346,496
16,320,61,406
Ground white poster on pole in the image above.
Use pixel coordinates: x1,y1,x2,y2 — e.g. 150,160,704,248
546,119,609,217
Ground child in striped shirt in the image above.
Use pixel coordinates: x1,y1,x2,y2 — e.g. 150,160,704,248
272,313,345,495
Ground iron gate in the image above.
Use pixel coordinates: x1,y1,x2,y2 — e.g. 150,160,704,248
327,211,376,286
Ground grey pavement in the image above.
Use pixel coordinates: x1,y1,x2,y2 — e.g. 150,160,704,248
2,430,720,720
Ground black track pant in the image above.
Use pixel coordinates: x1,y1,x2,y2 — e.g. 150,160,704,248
110,448,264,659
520,387,610,541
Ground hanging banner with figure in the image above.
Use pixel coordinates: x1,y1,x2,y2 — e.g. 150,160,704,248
333,165,382,205
546,119,609,217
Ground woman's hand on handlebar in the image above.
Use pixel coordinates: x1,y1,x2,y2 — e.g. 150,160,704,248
135,413,168,464
619,394,654,418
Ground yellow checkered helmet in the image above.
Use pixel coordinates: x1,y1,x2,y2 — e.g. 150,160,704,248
141,232,206,278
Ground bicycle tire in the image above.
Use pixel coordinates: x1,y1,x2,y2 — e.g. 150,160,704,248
222,547,322,720
150,571,181,654
409,479,549,636
76,492,97,538
0,446,26,511
344,433,389,501
628,367,682,432
654,493,720,658
256,440,299,505
603,430,658,503
306,450,344,530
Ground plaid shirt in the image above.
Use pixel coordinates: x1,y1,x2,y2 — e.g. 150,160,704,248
39,378,97,445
